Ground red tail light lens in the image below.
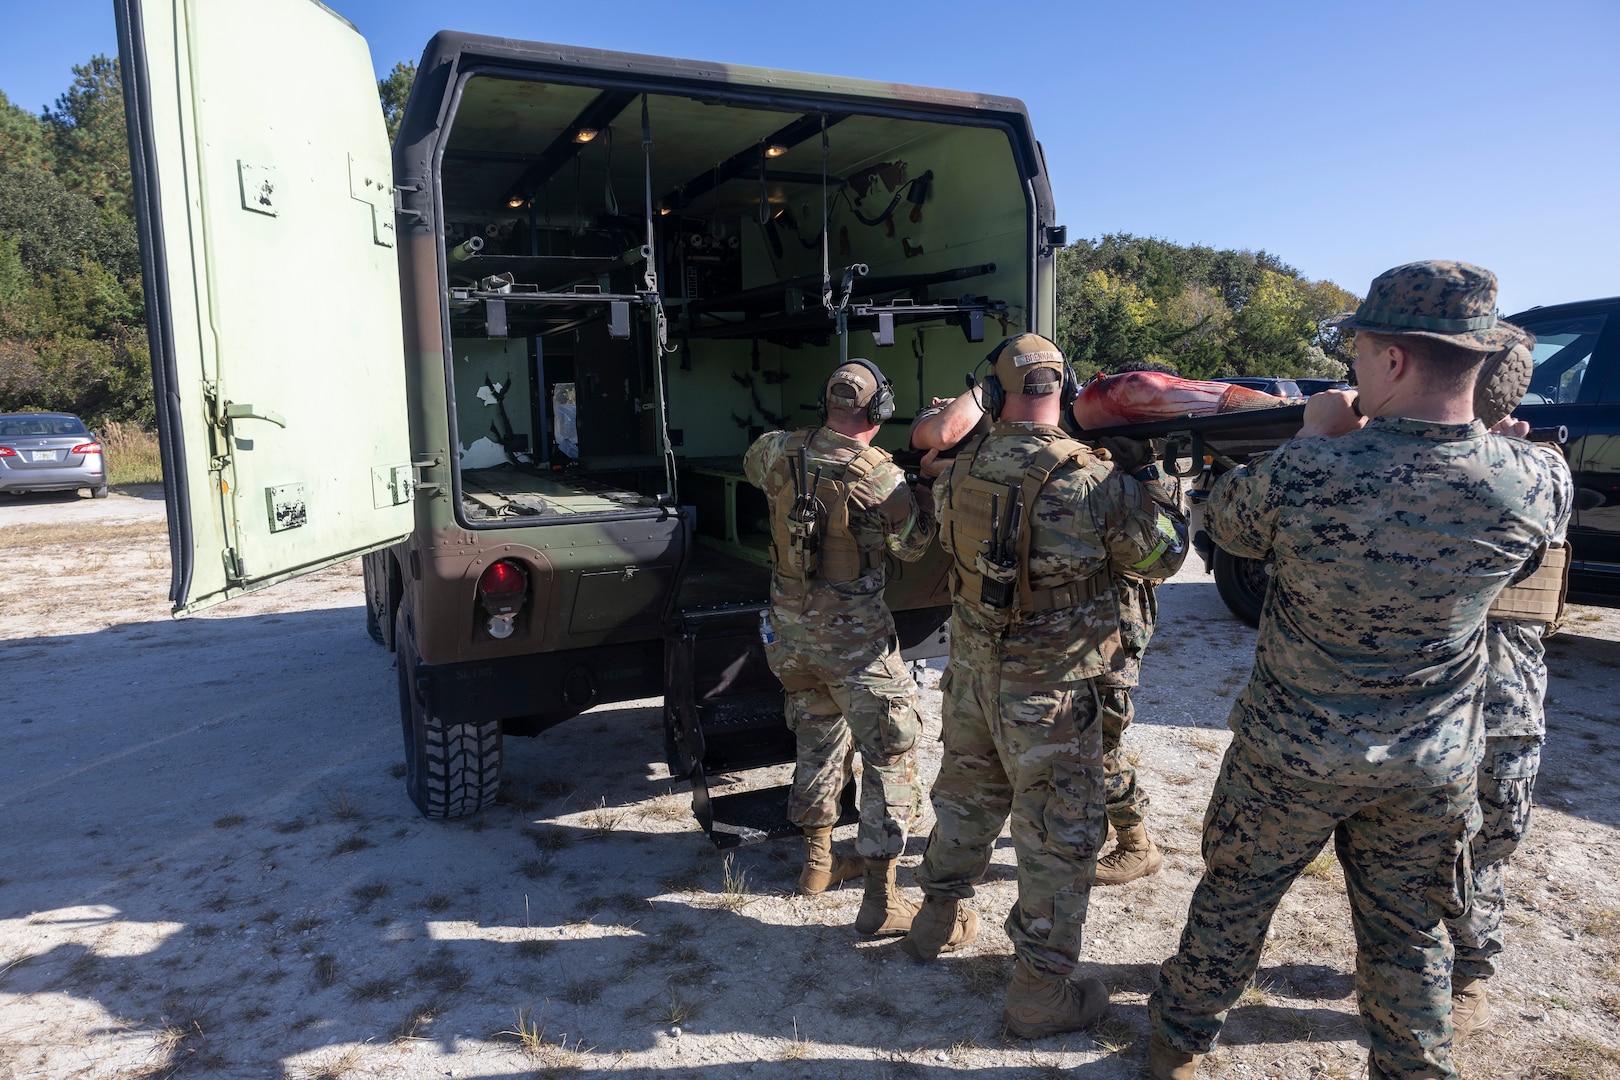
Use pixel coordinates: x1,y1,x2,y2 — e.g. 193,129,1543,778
72,442,102,455
477,559,528,616
0,447,15,457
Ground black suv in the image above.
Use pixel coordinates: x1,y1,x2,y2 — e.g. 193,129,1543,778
1199,296,1620,624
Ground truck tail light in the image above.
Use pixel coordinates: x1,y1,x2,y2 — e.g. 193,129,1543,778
477,559,528,638
72,442,103,455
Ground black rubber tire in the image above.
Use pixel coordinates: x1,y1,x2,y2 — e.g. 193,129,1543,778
90,485,109,499
1212,547,1269,628
395,609,503,819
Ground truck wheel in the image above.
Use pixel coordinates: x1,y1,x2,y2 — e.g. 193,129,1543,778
395,609,502,819
1212,547,1269,628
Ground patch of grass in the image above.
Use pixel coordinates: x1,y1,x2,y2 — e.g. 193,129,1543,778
1082,1016,1134,1049
563,979,604,1005
0,519,167,550
954,954,1011,1000
586,797,627,838
660,864,707,893
388,762,406,779
291,911,324,934
516,938,556,960
274,819,308,834
1187,732,1223,753
498,1006,594,1068
324,788,360,821
191,923,219,938
102,420,163,484
202,888,233,913
240,1002,271,1022
390,1001,440,1043
527,826,575,852
331,833,369,856
658,986,698,1025
411,948,470,993
1532,1036,1620,1079
1303,851,1339,880
1581,906,1619,940
717,853,753,911
294,1045,366,1080
213,814,247,829
518,855,555,880
349,976,395,1002
351,882,389,906
312,954,339,987
421,893,455,914
781,1018,811,1061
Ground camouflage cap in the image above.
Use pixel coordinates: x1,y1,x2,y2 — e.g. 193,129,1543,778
1328,260,1525,351
1474,340,1536,428
825,360,881,408
991,333,1067,394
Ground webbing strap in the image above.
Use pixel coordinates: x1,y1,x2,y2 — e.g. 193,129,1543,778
1027,571,1108,612
1014,438,1086,611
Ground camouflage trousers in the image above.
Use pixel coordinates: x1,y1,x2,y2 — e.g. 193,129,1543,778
1097,684,1150,829
1445,735,1541,982
915,662,1105,979
1150,739,1480,1080
765,632,922,859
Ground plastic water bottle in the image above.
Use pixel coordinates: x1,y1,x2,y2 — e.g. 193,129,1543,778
757,608,776,645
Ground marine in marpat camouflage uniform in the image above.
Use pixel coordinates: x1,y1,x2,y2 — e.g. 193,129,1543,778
910,388,1177,888
1444,348,1576,1041
1147,263,1569,1080
898,334,1188,1038
744,359,938,935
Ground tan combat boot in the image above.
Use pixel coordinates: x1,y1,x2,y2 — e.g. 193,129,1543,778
853,857,918,936
1452,976,1492,1042
1094,822,1163,886
1002,958,1111,1038
899,896,979,960
1147,1035,1203,1078
795,826,862,896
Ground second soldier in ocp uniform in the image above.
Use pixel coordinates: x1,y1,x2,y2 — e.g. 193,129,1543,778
744,358,940,936
897,334,1188,1037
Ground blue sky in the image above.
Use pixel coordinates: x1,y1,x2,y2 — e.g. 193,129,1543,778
4,0,1616,313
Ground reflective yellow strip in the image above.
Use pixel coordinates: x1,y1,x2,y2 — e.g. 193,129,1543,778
1129,513,1177,571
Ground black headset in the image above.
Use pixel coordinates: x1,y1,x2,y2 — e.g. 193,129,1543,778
972,338,1079,421
818,356,897,425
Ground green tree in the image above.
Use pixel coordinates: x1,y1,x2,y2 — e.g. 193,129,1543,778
43,55,131,215
379,61,416,142
1229,269,1316,375
0,89,53,172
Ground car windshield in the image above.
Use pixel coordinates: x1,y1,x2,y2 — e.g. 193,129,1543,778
0,415,89,437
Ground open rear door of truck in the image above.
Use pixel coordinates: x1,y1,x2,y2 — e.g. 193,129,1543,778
116,0,413,614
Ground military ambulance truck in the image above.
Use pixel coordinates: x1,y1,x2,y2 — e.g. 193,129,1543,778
115,0,1063,845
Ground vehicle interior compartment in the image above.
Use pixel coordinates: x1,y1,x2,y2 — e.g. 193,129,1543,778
438,72,1034,609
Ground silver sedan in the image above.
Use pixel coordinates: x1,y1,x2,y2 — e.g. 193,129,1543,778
0,413,109,498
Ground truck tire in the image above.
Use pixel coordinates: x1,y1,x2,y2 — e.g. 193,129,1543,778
395,609,502,819
1212,547,1269,628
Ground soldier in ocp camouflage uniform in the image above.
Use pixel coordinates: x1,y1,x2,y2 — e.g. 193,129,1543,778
744,359,938,936
1445,410,1574,1039
1146,262,1568,1080
910,392,1176,888
897,334,1188,1038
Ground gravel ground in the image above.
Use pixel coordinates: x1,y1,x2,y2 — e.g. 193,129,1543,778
1,503,1617,1079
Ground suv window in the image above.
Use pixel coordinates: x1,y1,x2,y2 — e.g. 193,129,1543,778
1517,312,1607,405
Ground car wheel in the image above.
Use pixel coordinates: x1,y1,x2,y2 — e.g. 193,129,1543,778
90,485,109,499
395,608,502,819
1212,547,1269,628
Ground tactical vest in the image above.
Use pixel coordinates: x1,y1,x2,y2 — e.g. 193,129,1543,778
767,429,889,590
937,429,1112,627
1488,543,1569,627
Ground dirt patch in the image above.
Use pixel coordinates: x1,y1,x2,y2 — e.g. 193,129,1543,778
1,525,1618,1078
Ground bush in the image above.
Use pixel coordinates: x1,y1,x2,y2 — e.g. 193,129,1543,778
100,419,162,484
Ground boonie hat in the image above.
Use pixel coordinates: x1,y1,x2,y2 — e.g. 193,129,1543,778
991,333,1067,394
825,360,881,408
1328,260,1525,351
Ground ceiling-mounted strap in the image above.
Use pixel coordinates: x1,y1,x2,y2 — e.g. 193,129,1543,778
820,115,832,314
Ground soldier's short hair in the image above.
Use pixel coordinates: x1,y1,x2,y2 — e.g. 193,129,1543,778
1363,331,1489,392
